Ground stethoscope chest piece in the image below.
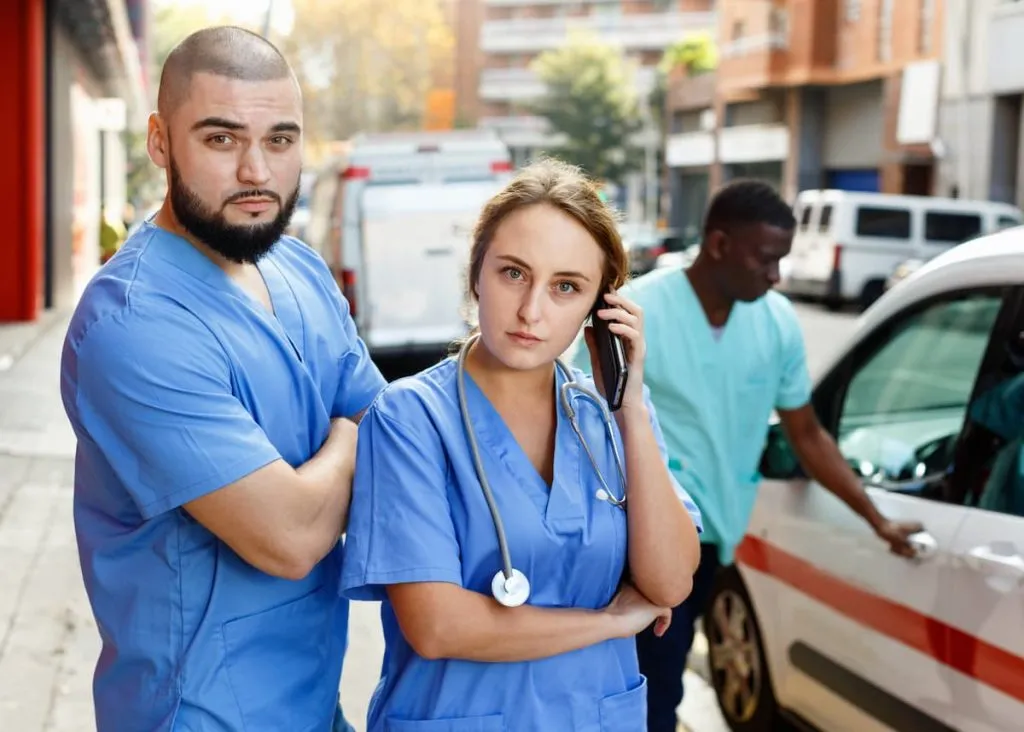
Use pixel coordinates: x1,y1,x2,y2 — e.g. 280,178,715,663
491,568,531,607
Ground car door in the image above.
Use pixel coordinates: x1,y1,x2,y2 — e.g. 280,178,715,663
931,286,1024,732
748,286,1013,731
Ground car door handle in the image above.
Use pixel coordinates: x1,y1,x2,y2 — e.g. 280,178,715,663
963,545,1024,579
908,531,939,560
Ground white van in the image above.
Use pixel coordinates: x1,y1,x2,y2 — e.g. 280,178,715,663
304,130,513,359
781,190,1022,310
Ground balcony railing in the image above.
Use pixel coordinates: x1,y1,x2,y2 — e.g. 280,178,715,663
720,32,790,59
479,65,660,101
480,11,717,54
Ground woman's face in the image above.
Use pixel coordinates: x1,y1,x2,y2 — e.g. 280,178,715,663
474,203,606,372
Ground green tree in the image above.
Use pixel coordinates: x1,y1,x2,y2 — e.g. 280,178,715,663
530,33,643,184
659,31,718,77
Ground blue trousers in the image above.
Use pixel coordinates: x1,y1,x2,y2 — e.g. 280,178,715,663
636,543,721,732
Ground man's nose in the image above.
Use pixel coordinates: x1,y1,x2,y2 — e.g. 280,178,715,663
238,144,271,186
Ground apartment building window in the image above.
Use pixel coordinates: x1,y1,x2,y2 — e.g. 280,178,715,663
732,19,745,41
919,0,935,54
845,0,861,22
594,1,623,17
877,0,893,62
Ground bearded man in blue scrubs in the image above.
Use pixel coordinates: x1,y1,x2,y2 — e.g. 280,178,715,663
59,26,385,732
574,180,924,732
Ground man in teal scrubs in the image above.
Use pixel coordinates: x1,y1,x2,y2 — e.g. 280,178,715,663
60,27,384,731
574,180,922,731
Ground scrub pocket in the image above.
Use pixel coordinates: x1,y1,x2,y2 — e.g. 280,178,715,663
386,715,505,732
598,676,647,732
222,586,338,732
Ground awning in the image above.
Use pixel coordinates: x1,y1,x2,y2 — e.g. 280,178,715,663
52,0,148,129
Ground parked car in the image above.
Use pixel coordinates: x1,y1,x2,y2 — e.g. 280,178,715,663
707,226,1024,732
303,129,513,360
622,228,688,277
654,242,700,271
780,189,1022,311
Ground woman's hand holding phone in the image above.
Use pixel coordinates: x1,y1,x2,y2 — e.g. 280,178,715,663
585,290,647,413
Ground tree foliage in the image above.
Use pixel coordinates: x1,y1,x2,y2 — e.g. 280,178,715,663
277,0,454,148
530,33,644,184
659,31,718,76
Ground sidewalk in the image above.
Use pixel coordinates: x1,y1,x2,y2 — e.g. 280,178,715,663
0,314,97,731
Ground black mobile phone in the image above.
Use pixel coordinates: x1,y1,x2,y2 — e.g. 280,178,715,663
590,294,628,411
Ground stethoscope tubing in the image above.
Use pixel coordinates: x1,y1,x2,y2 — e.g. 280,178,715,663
455,334,627,599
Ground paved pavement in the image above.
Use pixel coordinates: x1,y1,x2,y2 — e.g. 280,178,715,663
0,302,858,732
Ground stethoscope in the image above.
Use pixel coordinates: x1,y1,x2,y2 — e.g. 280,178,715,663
455,333,627,608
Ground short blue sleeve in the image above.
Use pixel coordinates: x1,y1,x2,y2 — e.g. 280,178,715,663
643,386,703,533
774,301,812,411
341,395,463,601
73,310,282,519
333,306,387,418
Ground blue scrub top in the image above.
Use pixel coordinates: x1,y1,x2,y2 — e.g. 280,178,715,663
572,268,812,564
60,222,386,732
341,358,702,732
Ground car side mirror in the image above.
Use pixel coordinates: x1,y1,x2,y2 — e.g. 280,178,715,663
759,421,805,480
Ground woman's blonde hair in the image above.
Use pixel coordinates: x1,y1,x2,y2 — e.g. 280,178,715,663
466,157,629,301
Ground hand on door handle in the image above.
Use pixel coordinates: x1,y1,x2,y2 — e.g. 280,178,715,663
964,545,1024,580
907,531,938,561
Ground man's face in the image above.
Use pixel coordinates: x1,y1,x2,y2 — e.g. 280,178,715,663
149,72,303,263
706,222,794,302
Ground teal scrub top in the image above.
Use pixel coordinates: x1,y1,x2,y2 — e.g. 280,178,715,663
573,268,811,564
60,223,386,731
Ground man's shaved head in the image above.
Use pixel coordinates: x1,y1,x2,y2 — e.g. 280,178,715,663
157,26,295,120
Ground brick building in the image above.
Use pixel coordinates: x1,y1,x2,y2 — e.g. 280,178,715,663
456,0,716,169
664,0,944,236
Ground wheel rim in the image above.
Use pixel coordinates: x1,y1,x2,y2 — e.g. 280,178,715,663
707,589,763,723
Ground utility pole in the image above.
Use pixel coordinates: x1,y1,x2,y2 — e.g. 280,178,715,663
261,0,275,39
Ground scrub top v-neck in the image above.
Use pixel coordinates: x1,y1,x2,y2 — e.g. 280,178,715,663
61,222,387,732
341,358,702,732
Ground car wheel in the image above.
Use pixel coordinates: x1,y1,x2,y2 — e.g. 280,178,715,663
858,280,886,312
704,566,780,732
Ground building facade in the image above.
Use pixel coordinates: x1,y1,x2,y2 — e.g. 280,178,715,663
461,0,716,168
938,0,1024,207
665,0,945,235
0,0,148,323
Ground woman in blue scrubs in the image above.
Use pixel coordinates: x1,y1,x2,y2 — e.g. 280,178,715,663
341,158,703,731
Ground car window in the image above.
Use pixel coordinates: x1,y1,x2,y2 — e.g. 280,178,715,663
837,293,1004,487
855,206,911,239
924,211,982,243
799,204,814,231
997,215,1021,230
819,204,833,232
949,300,1024,515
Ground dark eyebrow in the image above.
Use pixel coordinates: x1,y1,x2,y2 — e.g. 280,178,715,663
496,254,591,282
270,122,301,135
191,116,245,132
190,118,302,135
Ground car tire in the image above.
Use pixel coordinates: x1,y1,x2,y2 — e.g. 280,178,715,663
858,280,886,312
704,566,781,732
